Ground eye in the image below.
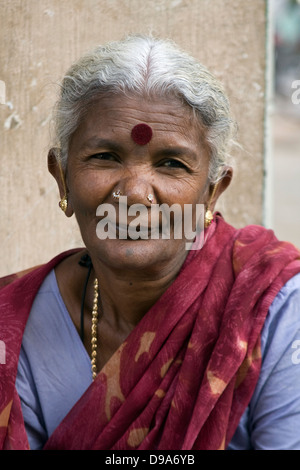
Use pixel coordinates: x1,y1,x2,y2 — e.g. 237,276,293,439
90,152,118,161
160,159,189,170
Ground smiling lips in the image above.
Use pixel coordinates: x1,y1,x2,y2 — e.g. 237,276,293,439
99,216,161,240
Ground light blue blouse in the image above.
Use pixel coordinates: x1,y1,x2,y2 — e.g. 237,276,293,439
16,270,300,450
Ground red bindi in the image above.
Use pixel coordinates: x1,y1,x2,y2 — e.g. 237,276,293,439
131,123,153,145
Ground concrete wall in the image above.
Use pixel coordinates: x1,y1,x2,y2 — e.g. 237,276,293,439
0,0,267,276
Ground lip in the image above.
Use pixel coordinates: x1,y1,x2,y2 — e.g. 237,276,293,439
96,214,166,241
105,220,162,239
116,223,160,236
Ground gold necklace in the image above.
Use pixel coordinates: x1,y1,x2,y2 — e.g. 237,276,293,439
91,278,99,379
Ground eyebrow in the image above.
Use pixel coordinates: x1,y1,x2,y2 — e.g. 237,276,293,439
157,146,199,162
77,137,124,154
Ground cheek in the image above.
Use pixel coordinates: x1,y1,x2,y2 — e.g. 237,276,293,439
68,169,109,212
160,175,208,206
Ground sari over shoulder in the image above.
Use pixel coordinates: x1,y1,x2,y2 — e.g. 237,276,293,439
1,216,300,450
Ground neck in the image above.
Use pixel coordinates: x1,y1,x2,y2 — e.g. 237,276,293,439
91,251,187,334
54,248,189,372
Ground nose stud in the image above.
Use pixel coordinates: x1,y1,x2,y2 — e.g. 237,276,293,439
112,190,122,199
112,190,154,204
147,194,154,204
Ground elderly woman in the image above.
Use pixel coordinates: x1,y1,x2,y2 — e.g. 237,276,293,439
1,35,300,451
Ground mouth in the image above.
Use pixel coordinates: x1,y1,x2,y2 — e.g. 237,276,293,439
95,201,188,241
96,217,162,240
115,221,161,240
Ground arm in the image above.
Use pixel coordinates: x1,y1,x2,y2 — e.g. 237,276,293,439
229,273,300,450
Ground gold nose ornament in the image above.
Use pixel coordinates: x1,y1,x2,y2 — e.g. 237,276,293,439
112,190,122,199
147,194,154,204
112,190,154,204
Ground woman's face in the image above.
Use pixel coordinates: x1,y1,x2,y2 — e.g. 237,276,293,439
64,93,213,274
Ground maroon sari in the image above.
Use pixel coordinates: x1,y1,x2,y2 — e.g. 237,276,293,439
1,215,300,450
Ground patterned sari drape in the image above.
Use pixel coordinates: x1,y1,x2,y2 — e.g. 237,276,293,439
1,216,300,450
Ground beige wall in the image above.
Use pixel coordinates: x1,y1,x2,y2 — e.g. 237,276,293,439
0,0,267,276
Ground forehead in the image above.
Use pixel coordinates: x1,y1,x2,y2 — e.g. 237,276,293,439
71,93,208,151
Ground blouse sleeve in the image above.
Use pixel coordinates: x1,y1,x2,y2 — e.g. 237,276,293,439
228,272,300,450
16,346,48,450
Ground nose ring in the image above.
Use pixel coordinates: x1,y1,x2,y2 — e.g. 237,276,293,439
113,190,154,203
112,189,122,199
147,194,154,204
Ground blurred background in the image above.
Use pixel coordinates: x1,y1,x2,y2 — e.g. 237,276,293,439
271,0,300,247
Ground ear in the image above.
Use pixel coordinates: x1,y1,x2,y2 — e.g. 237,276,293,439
48,148,74,217
208,166,233,211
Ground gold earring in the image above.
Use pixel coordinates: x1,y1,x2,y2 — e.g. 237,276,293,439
56,150,68,214
204,181,219,228
59,196,68,213
204,209,213,228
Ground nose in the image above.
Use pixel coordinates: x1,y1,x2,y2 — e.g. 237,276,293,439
113,171,155,207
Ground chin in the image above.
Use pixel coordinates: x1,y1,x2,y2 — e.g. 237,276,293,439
93,238,187,274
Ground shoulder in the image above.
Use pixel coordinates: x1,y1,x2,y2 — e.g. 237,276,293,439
260,272,300,361
0,249,83,295
233,224,300,260
0,266,40,290
0,249,84,352
229,273,300,450
250,272,300,448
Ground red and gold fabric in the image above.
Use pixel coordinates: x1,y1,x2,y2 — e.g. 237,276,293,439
1,216,300,450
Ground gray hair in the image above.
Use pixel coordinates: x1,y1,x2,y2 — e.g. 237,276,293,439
52,34,235,183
